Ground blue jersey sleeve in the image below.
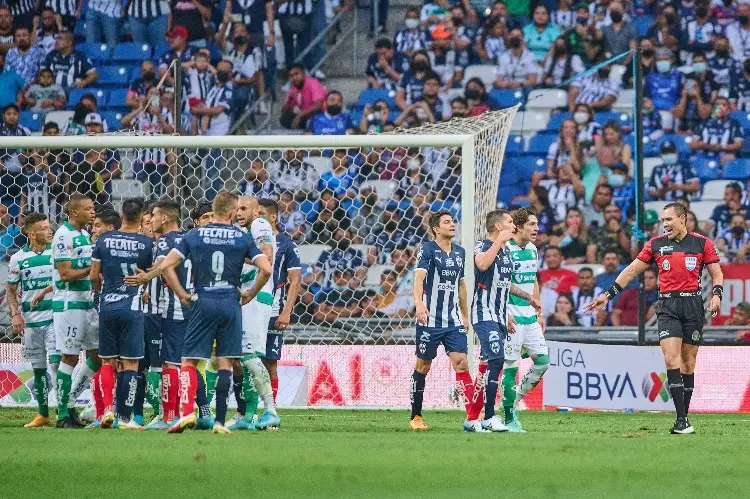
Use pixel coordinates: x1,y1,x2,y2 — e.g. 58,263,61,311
287,243,301,269
415,243,433,272
459,246,466,280
174,229,192,259
156,235,171,259
139,236,154,271
91,237,104,261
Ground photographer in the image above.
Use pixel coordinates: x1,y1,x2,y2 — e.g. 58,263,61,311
359,99,391,134
674,53,714,134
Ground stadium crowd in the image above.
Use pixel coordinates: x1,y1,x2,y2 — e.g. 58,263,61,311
3,0,750,330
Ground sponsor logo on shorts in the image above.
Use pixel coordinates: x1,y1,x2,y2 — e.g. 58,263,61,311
685,256,697,271
659,330,669,338
679,292,695,297
662,260,670,271
692,330,701,342
642,372,670,402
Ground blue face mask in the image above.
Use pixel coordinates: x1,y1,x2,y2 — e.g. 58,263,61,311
608,173,625,187
656,60,671,74
662,153,678,165
693,62,707,73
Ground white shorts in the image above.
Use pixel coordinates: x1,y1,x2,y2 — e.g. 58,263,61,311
505,320,548,361
22,323,58,367
242,299,272,356
54,309,99,355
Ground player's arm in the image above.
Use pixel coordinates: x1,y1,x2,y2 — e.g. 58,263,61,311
89,259,102,292
162,262,192,306
124,249,184,286
6,282,24,335
584,259,651,312
533,278,545,332
458,279,469,330
56,260,91,282
241,254,272,305
474,233,512,271
510,284,542,311
413,268,428,325
707,262,724,316
30,284,53,309
276,268,301,330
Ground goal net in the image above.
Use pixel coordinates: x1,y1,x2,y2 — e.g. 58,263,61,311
0,106,518,409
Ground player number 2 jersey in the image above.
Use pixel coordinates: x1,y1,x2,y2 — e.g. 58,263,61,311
506,239,538,324
158,230,193,321
271,233,301,316
415,240,465,329
51,222,94,312
471,239,512,325
7,244,54,327
240,218,276,306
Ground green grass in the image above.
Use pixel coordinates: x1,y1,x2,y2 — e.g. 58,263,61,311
2,409,750,498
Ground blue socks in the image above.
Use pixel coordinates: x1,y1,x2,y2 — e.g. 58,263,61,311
215,370,231,425
484,359,503,420
118,370,138,422
233,374,246,416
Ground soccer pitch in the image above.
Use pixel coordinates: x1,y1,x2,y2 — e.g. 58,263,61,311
2,409,750,498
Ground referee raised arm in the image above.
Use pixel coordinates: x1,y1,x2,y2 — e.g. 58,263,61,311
586,203,723,435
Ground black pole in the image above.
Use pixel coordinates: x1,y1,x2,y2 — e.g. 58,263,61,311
634,48,646,346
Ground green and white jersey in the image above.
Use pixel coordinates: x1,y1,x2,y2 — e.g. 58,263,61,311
506,239,539,324
239,217,275,306
51,221,94,312
7,244,54,327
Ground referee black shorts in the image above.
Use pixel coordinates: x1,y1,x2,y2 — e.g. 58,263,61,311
655,291,705,345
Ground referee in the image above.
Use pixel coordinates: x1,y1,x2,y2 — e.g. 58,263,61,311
586,203,723,435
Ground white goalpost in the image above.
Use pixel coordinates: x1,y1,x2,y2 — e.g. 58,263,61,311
0,106,518,409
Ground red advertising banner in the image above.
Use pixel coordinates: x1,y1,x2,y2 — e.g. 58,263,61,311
712,263,750,325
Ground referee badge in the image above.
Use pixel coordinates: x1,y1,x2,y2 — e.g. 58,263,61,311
662,259,671,271
685,256,697,271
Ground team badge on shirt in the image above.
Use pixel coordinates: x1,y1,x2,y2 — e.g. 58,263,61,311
662,260,670,271
685,256,697,271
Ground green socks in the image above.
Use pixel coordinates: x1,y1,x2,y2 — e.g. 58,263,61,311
205,369,218,405
56,363,74,418
242,364,259,419
501,366,518,422
146,370,161,414
33,368,49,417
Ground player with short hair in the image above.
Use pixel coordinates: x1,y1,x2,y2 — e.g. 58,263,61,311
411,211,477,431
7,212,59,427
127,192,272,434
586,203,723,434
52,194,100,429
259,197,301,403
90,199,154,430
230,196,280,431
502,207,548,433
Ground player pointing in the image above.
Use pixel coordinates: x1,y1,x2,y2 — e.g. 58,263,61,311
586,203,723,434
411,211,479,432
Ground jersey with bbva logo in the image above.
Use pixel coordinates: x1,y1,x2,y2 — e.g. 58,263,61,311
415,240,465,329
91,231,154,312
471,240,512,325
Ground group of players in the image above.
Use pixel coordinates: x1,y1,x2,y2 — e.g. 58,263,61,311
8,191,301,434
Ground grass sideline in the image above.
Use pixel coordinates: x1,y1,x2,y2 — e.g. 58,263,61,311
2,408,750,498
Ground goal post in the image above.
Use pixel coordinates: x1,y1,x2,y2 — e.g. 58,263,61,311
0,106,518,409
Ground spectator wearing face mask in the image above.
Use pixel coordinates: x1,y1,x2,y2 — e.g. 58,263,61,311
395,51,431,112
126,61,158,111
464,77,501,114
648,141,700,202
709,35,737,96
394,7,430,58
730,58,750,111
674,53,715,133
711,0,738,27
690,96,743,166
306,90,354,135
571,103,603,158
561,3,601,67
599,1,637,68
727,3,750,62
567,58,620,111
494,27,539,89
717,213,750,262
679,0,724,64
646,4,680,49
542,38,585,87
645,48,683,114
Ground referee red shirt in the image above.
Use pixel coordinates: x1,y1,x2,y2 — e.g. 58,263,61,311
636,232,720,292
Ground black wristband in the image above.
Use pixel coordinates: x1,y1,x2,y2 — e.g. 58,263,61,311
713,285,723,300
604,282,623,300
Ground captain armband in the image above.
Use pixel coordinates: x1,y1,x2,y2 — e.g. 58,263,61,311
604,282,623,300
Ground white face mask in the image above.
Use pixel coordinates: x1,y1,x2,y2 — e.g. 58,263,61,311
405,18,419,30
573,111,589,125
608,173,625,187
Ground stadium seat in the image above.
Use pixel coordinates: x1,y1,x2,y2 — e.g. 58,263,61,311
526,89,567,110
544,112,572,132
100,111,125,131
67,88,107,109
130,66,142,80
107,88,128,109
642,157,661,180
111,179,145,200
20,111,42,131
702,180,731,201
722,158,750,180
633,15,655,37
624,134,658,157
463,65,497,87
505,135,525,155
113,43,152,64
488,88,525,107
357,88,396,108
730,111,750,131
693,157,721,181
97,66,130,88
512,155,547,177
369,179,399,201
79,42,111,63
612,89,635,111
45,110,74,130
655,134,692,154
511,110,550,133
527,133,557,155
644,200,668,213
303,156,332,176
153,42,171,61
297,244,331,265
206,43,222,66
609,64,626,84
690,201,716,222
595,111,632,132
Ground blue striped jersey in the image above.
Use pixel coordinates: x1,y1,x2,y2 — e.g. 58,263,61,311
271,233,301,316
415,241,465,329
471,240,512,325
91,231,153,312
157,230,194,321
143,240,161,316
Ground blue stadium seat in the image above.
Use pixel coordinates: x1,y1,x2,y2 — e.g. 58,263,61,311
722,159,750,180
633,15,655,37
97,66,129,88
655,134,692,154
130,66,142,80
595,111,632,132
513,155,547,177
545,112,572,132
527,133,557,155
67,88,107,109
358,89,396,108
107,88,129,109
74,21,87,43
206,43,222,66
730,111,750,131
153,42,171,61
693,157,721,181
101,111,125,131
488,88,525,107
78,42,111,63
505,135,524,155
20,111,42,132
113,43,152,64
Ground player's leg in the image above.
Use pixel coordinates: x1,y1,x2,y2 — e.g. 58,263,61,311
194,358,215,430
67,309,101,426
515,322,550,407
680,343,699,414
158,319,183,428
241,301,278,430
143,316,163,423
116,311,146,430
264,317,283,402
658,305,692,434
473,321,507,432
410,325,436,430
227,361,251,430
444,327,483,432
501,322,525,431
23,325,51,427
97,310,119,429
211,298,245,434
54,310,85,428
469,360,488,423
680,298,705,419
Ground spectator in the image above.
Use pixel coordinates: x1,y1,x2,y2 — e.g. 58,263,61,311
319,149,357,197
82,115,122,195
641,97,665,138
395,51,431,112
674,52,714,133
0,203,25,260
396,71,451,126
707,182,750,237
427,24,461,89
709,35,738,96
315,230,364,289
646,3,680,49
33,8,61,56
571,266,608,326
0,7,12,55
679,0,723,64
314,268,362,322
727,3,750,62
505,0,531,28
449,3,477,69
686,209,707,237
23,68,66,115
128,0,170,48
539,245,578,294
126,61,158,110
42,31,98,90
600,1,636,64
690,96,743,166
158,25,199,82
550,207,590,264
394,7,430,58
523,5,561,61
5,27,45,85
587,203,632,263
560,3,601,67
0,53,25,110
217,22,264,120
572,102,602,157
464,77,501,114
366,38,409,90
494,27,539,89
26,122,67,222
546,294,581,327
730,57,750,111
596,120,631,172
528,185,557,234
390,247,415,310
375,269,411,318
711,0,738,27
66,148,106,204
541,37,585,87
276,190,306,233
609,160,635,219
551,0,576,29
717,213,750,262
170,0,211,47
726,302,750,341
280,63,326,130
645,48,683,114
222,0,275,55
65,93,109,134
238,159,275,199
547,118,583,175
647,141,700,201
309,192,346,243
449,96,468,119
306,90,353,135
271,149,320,194
0,104,30,173
536,163,584,223
85,0,123,47
624,38,656,89
370,0,389,36
567,59,620,111
611,268,659,326
595,250,630,299
187,52,217,135
582,183,613,228
359,99,391,134
476,18,506,65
